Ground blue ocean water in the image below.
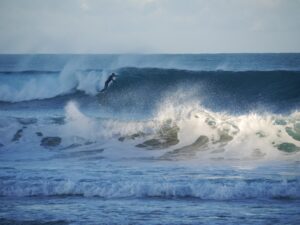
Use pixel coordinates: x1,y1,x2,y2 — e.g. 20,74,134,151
0,54,300,224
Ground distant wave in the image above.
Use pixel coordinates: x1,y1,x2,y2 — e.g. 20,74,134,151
0,69,104,75
0,70,61,74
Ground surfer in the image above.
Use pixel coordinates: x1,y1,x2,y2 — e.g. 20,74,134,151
100,73,117,93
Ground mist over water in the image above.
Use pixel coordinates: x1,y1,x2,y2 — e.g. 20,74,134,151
0,54,300,224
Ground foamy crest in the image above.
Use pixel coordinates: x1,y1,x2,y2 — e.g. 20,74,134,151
0,76,59,102
1,178,299,200
62,101,156,142
63,101,95,140
153,97,300,160
0,66,110,102
59,94,300,161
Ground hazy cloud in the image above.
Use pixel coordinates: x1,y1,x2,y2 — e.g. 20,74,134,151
0,0,299,53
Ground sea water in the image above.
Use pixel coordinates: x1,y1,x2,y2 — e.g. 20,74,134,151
0,54,300,224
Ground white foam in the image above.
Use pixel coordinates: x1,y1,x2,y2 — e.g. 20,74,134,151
0,178,299,200
1,98,299,162
0,67,110,102
151,93,300,161
58,98,300,161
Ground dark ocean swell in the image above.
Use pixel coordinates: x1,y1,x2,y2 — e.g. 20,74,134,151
0,67,300,113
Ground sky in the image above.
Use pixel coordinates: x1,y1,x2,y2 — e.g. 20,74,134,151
0,0,299,53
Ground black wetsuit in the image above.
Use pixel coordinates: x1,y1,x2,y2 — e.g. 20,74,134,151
100,74,116,92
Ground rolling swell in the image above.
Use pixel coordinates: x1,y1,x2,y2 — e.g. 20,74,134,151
101,68,300,113
1,67,300,113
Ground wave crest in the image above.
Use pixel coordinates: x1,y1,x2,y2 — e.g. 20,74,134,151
1,178,299,200
0,69,108,102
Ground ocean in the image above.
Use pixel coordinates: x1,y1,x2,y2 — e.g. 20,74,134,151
0,54,300,224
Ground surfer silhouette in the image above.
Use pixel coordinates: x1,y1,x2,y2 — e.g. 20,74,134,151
100,73,117,93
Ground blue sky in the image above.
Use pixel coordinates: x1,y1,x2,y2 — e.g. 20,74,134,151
0,0,299,53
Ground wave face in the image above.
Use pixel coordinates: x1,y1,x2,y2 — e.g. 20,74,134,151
0,54,300,107
1,54,300,116
1,67,300,113
106,68,300,113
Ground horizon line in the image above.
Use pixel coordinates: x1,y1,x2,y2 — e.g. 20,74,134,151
0,52,300,55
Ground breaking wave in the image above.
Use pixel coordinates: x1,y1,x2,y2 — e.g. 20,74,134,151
2,100,300,162
1,178,299,200
0,68,300,113
0,68,109,102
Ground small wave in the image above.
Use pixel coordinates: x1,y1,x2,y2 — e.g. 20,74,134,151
1,178,299,200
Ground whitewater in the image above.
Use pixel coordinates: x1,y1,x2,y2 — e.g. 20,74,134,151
0,54,300,225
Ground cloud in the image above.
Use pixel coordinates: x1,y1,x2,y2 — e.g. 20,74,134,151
0,0,299,53
80,0,90,11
